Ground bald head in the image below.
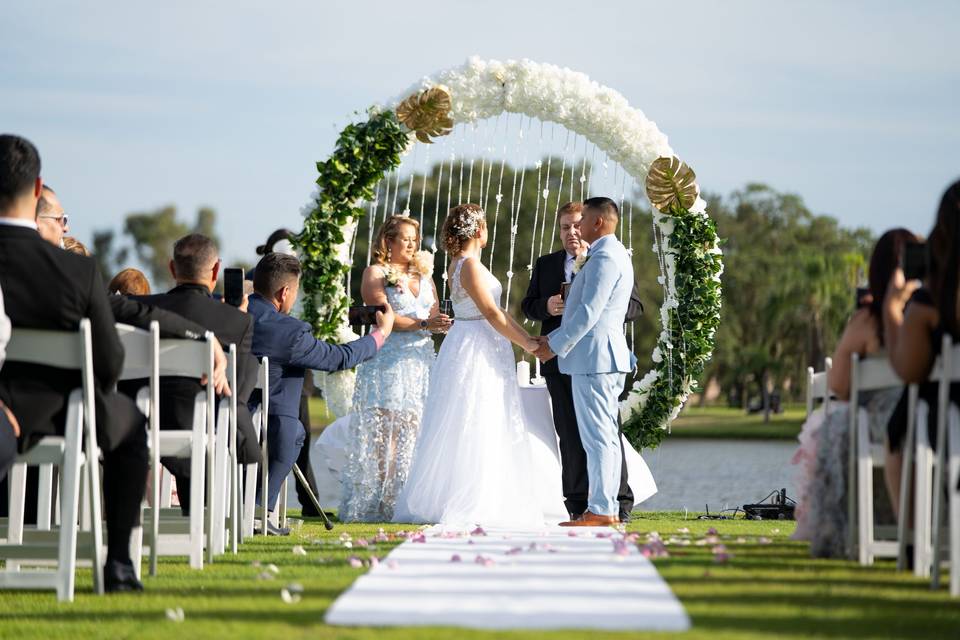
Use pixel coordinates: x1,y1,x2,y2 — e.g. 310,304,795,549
36,186,68,246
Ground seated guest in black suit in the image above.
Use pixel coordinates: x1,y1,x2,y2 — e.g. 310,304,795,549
248,252,394,534
135,234,259,513
521,201,643,522
0,134,147,592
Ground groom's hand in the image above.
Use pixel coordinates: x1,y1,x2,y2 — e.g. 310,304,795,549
534,339,556,362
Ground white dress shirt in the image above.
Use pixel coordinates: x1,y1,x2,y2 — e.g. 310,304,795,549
563,252,576,283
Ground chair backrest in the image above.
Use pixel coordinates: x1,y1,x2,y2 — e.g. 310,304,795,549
157,332,216,378
115,322,160,381
850,352,903,392
806,357,833,415
5,321,90,370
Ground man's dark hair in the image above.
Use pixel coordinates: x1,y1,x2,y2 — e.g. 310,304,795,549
173,233,219,281
582,196,620,221
0,134,41,213
36,184,56,216
253,252,302,296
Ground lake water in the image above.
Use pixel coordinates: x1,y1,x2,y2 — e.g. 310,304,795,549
637,438,798,513
287,437,799,515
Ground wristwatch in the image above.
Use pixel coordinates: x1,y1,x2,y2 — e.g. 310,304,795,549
419,319,428,329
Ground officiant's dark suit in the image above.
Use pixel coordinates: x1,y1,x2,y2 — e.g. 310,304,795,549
521,245,643,520
0,222,148,567
133,234,261,515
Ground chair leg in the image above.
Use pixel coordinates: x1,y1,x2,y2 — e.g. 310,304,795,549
86,451,105,595
897,391,917,572
948,418,959,597
56,402,84,603
243,463,257,538
858,420,874,565
130,524,143,581
7,462,27,572
37,464,54,531
190,431,205,570
279,478,288,529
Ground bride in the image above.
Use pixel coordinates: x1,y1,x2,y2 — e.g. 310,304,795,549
393,204,568,528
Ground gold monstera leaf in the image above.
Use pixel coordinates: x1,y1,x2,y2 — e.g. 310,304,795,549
645,156,699,212
396,85,454,144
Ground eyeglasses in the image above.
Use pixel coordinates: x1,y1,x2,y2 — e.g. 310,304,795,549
38,213,69,228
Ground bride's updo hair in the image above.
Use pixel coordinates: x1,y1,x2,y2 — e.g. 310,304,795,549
372,215,420,265
440,203,485,255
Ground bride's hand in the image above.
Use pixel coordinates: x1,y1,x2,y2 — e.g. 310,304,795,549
426,313,452,333
522,337,541,354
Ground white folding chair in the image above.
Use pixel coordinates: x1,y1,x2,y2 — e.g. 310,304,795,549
209,345,237,557
115,321,160,579
929,336,960,595
141,332,216,570
848,352,903,564
805,357,833,418
898,389,935,577
243,357,269,538
0,320,104,602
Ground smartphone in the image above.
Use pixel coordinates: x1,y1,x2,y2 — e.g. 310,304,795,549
224,268,245,307
560,282,572,301
902,241,928,281
348,305,386,326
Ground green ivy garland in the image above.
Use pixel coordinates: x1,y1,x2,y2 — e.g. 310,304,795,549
295,110,409,339
621,202,724,450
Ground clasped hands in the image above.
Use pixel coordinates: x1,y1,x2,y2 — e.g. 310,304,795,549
523,335,556,362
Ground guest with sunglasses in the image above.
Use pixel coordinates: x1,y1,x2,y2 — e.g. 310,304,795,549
35,185,68,248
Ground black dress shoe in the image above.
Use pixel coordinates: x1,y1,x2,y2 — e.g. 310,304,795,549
619,511,632,524
104,559,144,593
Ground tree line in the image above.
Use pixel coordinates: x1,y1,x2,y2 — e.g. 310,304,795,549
93,159,873,413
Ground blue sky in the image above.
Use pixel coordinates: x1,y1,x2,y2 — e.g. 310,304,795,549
2,1,958,264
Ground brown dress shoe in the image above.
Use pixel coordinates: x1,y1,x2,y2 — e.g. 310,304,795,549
559,510,620,527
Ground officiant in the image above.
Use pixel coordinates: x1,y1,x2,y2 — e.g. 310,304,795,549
521,201,643,522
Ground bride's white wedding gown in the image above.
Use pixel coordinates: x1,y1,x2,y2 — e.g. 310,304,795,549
393,257,568,528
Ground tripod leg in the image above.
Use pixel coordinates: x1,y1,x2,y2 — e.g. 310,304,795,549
292,463,334,530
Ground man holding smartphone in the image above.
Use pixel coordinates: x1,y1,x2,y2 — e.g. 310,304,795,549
248,252,394,534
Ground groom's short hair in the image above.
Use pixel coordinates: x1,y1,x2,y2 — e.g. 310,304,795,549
583,196,619,222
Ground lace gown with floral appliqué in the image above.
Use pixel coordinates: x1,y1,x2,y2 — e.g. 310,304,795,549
392,257,567,528
339,272,436,522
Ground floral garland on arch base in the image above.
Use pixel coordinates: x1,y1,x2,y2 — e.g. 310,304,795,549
296,57,723,449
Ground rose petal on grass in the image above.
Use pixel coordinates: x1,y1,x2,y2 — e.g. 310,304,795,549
280,588,301,604
757,536,772,545
410,532,427,543
266,564,280,574
291,545,307,556
474,555,495,567
348,556,363,568
677,527,690,534
165,607,185,622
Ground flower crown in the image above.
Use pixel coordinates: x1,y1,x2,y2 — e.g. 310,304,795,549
451,207,485,239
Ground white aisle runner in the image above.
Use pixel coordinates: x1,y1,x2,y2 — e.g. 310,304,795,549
325,525,690,632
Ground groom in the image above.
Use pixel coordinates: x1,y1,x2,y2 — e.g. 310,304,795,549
534,196,636,526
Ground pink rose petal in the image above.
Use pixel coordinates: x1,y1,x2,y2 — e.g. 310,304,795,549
450,554,462,563
347,556,363,568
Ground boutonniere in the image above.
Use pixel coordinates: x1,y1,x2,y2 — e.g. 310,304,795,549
572,253,589,275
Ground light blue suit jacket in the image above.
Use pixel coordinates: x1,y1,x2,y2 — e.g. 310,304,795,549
547,234,637,375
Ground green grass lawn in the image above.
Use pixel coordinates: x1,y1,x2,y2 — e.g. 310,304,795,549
669,405,805,441
1,512,956,639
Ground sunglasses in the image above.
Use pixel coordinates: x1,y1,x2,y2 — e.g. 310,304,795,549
38,213,69,228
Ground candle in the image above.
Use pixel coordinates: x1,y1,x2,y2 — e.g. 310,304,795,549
516,360,530,386
534,357,541,382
